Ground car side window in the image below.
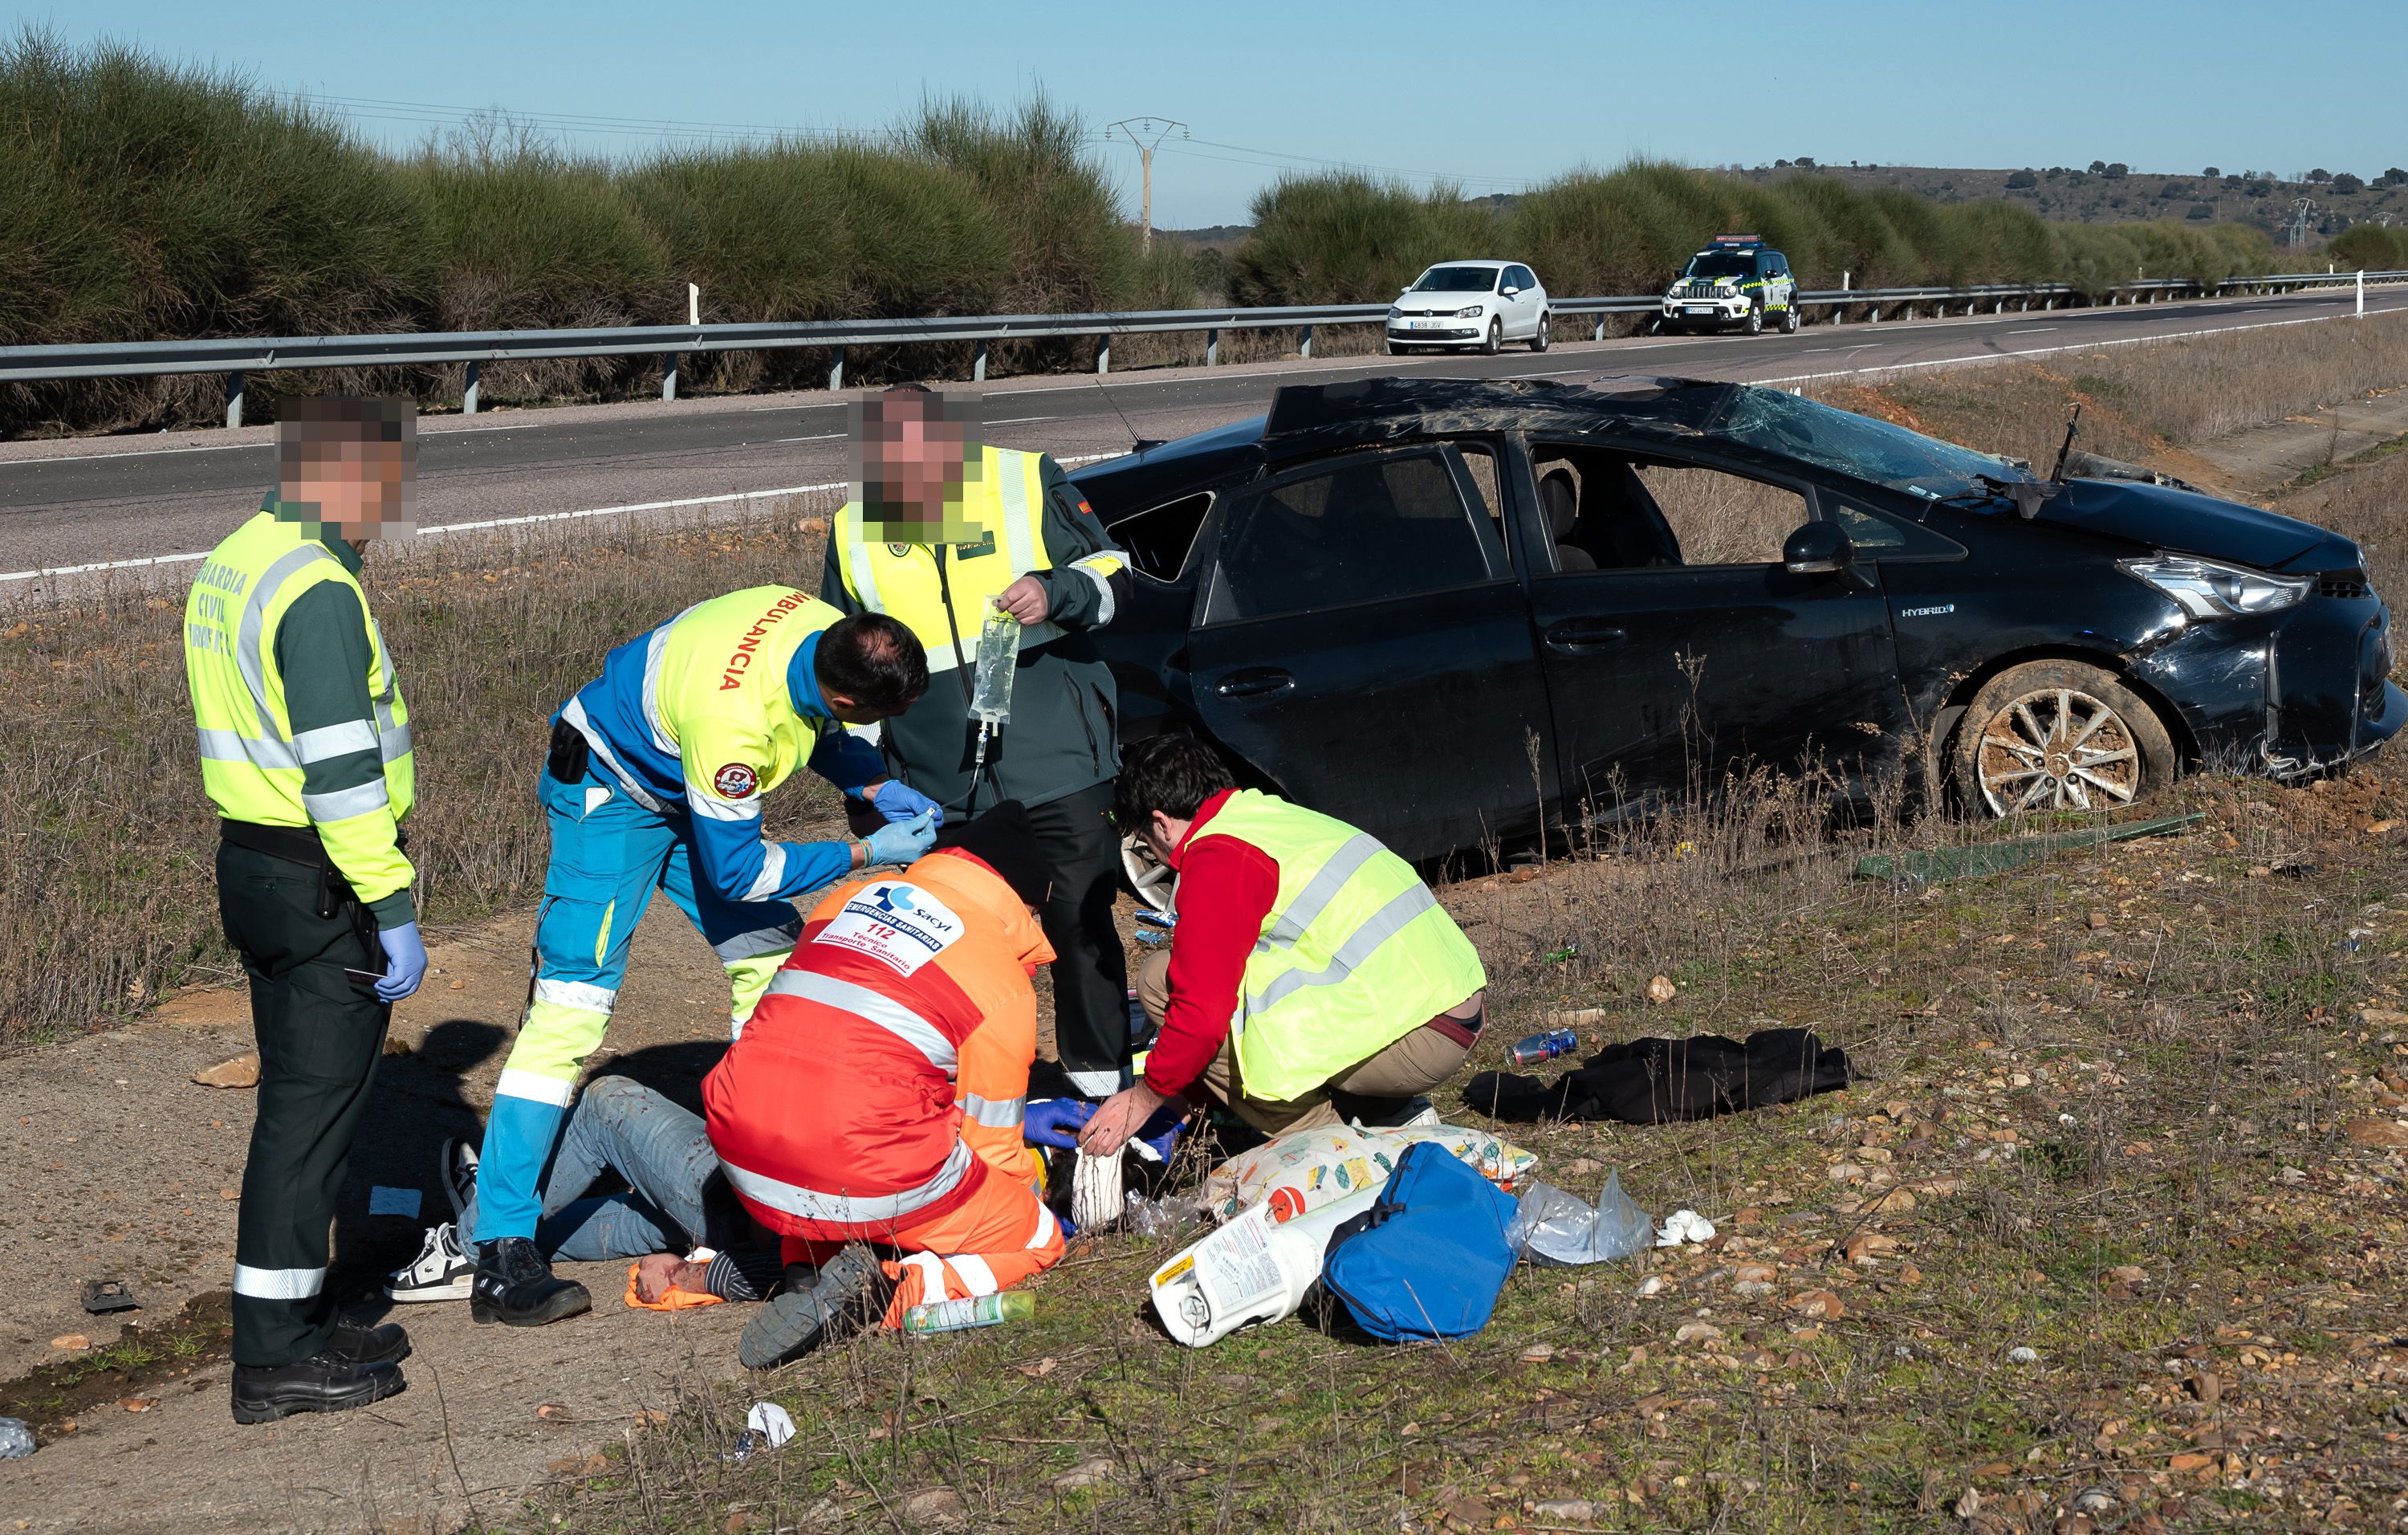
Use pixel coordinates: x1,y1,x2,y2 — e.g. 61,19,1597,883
1631,464,1807,567
1205,451,1495,622
1509,266,1535,291
1105,491,1214,583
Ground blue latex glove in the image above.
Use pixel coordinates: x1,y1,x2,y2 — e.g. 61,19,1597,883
863,809,938,867
857,779,944,828
1131,1101,1187,1163
1023,1097,1099,1150
375,921,428,1003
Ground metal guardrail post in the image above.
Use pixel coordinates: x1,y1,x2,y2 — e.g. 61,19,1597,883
973,340,988,382
828,349,844,392
1206,328,1218,367
663,354,680,403
1097,336,1110,375
225,372,244,430
1594,316,1608,340
1299,324,1313,360
463,360,481,415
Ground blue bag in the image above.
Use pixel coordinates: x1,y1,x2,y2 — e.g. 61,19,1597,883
1320,1139,1518,1342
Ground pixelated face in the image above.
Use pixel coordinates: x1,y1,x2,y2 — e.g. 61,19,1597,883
274,397,417,542
849,389,986,545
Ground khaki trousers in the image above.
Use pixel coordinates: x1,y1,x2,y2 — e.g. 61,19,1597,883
1135,951,1479,1135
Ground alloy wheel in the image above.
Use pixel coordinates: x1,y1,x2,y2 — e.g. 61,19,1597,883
1972,686,2142,814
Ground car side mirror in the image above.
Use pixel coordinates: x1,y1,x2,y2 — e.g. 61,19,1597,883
1500,286,1520,297
1782,521,1853,575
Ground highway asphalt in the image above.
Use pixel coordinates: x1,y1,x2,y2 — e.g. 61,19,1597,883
5,283,2403,593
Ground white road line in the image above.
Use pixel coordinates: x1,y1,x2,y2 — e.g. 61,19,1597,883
0,453,1121,584
2007,327,2058,334
987,415,1058,425
774,433,844,442
0,417,562,470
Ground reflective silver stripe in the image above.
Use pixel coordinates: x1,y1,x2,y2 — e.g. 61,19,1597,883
844,506,887,614
1247,883,1443,1016
233,1263,326,1301
947,1253,1000,1296
684,784,762,822
1071,558,1118,625
364,613,405,762
379,721,412,763
997,450,1040,572
720,1138,973,1224
301,779,391,823
714,919,801,964
1262,833,1387,951
763,969,956,1075
740,843,789,902
960,1092,1025,1128
195,727,282,764
532,977,617,1016
495,1068,577,1106
560,696,663,812
291,719,378,763
641,606,698,759
236,542,336,746
901,1251,950,1301
1062,1065,1125,1097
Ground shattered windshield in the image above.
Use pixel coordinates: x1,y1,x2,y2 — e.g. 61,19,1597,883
1412,267,1501,292
1710,388,2028,498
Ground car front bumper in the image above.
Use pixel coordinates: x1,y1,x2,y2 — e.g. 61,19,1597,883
2131,591,2403,776
1387,321,1484,344
1663,297,1750,326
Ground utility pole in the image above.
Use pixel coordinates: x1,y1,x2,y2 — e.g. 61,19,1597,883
1105,117,1187,250
2288,197,2314,247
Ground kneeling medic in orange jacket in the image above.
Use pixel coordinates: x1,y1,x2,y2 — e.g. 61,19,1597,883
704,801,1065,1369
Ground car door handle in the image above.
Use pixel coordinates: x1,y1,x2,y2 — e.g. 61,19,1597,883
1543,619,1627,654
1214,667,1296,698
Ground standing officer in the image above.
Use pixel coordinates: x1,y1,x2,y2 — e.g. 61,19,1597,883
823,386,1136,1100
183,397,427,1423
462,588,936,1326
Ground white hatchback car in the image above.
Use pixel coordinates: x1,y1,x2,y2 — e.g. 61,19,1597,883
1385,261,1550,355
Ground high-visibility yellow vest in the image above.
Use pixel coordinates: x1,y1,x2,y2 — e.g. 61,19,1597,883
1197,791,1487,1104
183,510,415,904
832,446,1060,671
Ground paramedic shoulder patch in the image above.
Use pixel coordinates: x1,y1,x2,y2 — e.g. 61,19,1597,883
714,762,759,799
813,881,965,976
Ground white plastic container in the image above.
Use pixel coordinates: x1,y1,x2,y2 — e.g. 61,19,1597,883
1147,1187,1377,1346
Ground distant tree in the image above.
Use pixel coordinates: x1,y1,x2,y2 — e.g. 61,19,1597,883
2066,170,2090,185
2006,169,2037,189
2385,167,2408,186
1775,158,1791,168
2203,166,2219,177
2187,202,2215,220
2308,168,2331,183
2105,162,2129,179
2160,181,2191,198
2045,166,2064,178
2245,181,2271,198
2332,173,2364,194
1793,157,1816,168
2089,159,2108,173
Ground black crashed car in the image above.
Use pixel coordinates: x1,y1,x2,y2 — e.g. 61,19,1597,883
1067,376,2402,863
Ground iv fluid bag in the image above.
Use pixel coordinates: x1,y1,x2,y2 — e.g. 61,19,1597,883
970,608,1021,727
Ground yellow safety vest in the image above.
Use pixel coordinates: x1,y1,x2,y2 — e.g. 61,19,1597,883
1197,791,1487,1104
183,510,415,905
832,446,1060,671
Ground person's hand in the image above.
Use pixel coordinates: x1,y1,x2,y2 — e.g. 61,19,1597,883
375,921,427,1003
860,779,944,828
1022,1097,1098,1150
1131,1099,1189,1163
992,575,1050,625
634,1252,708,1303
1078,1079,1172,1158
863,809,937,867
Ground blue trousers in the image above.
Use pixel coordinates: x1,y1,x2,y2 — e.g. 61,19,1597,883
475,764,802,1244
462,1075,738,1261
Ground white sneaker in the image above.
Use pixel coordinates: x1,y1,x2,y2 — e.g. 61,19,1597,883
385,1221,474,1303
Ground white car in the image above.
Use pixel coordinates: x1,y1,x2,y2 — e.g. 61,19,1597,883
1385,261,1550,355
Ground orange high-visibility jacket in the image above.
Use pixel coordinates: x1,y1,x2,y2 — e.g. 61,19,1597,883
704,849,1054,1243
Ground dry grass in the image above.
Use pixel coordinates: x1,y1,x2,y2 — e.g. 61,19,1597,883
1637,466,1808,566
0,495,844,1047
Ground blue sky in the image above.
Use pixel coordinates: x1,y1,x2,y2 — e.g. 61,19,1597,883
20,0,2406,226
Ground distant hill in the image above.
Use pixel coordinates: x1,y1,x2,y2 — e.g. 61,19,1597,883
1165,161,2408,255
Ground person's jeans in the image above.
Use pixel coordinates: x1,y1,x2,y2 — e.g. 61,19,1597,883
461,1075,736,1262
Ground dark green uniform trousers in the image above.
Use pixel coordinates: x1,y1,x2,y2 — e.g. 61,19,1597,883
217,839,391,1366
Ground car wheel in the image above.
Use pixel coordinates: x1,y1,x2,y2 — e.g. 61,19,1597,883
1780,303,1800,334
1482,317,1503,355
1527,312,1550,352
1744,304,1764,336
1950,660,2178,818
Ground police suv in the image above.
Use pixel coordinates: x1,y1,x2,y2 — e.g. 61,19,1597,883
1659,235,1798,335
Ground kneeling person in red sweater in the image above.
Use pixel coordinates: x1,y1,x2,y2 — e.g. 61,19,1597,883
1080,737,1488,1158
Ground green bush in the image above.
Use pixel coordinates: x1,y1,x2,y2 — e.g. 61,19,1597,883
1229,173,1500,306
2329,224,2408,270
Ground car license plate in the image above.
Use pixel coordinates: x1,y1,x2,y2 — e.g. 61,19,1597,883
1408,319,1442,330
1683,306,1714,316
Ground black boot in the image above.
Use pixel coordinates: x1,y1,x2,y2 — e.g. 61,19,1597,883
231,1351,405,1425
325,1316,412,1365
470,1236,592,1327
738,1244,891,1370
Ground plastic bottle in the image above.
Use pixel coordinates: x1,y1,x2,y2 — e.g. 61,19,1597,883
901,1290,1033,1335
1148,1187,1377,1347
1507,1028,1580,1067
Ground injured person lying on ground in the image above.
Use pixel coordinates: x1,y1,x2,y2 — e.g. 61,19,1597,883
387,804,1076,1366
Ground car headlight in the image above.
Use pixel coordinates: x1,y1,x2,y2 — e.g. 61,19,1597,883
1386,306,1401,320
1454,303,1486,318
2118,554,2310,618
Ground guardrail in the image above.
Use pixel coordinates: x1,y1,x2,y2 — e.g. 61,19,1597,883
3,269,2401,430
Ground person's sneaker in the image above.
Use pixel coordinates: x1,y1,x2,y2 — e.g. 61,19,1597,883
738,1244,892,1370
386,1222,474,1303
325,1316,411,1365
470,1236,591,1327
230,1353,405,1425
440,1138,479,1222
